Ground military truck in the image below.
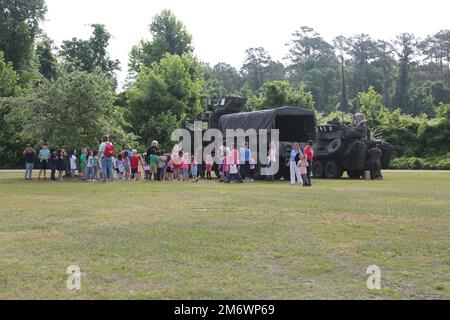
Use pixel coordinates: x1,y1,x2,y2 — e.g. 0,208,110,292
183,96,392,180
312,121,393,179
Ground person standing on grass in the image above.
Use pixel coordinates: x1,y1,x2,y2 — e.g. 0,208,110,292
226,144,243,184
239,142,251,181
57,149,67,181
289,143,303,185
298,154,310,187
266,142,277,182
130,150,140,181
205,155,213,181
80,148,88,181
368,144,383,180
69,151,77,179
49,150,58,181
303,141,314,186
87,150,94,182
23,145,36,181
93,151,100,181
157,151,166,181
98,136,115,182
38,144,50,181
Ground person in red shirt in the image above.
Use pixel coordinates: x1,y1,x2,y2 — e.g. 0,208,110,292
130,149,140,181
303,141,315,186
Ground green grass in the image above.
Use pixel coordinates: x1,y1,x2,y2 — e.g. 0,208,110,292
0,171,449,299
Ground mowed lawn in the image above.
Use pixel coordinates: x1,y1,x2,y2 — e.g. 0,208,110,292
0,171,449,300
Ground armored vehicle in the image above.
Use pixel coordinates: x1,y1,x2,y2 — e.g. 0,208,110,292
312,121,393,179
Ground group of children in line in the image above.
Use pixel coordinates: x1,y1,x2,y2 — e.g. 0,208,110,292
22,140,315,186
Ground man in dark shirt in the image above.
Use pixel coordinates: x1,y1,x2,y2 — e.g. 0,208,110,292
368,144,383,180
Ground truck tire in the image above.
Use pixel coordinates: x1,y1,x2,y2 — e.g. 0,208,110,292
347,169,363,179
327,139,344,156
324,161,344,179
313,160,325,178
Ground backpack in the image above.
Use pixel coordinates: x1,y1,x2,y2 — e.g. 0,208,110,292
104,143,115,157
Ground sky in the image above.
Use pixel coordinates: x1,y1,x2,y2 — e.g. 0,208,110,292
42,0,450,86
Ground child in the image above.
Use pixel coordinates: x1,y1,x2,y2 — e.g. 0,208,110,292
181,153,190,181
130,150,140,181
49,150,57,181
80,148,87,181
93,151,100,181
87,150,94,182
70,151,77,179
137,153,144,181
191,155,198,182
143,154,150,180
205,155,213,181
38,144,50,181
122,150,131,181
57,149,67,181
157,151,166,181
249,157,256,182
298,155,310,187
115,153,124,180
165,154,174,181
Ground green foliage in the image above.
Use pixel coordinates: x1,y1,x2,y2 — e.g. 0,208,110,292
246,80,315,110
16,69,135,152
60,24,120,83
35,37,57,80
390,154,450,170
0,51,19,97
129,10,193,74
0,0,47,72
126,53,205,146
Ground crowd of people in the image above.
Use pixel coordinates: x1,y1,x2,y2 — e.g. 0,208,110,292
21,136,320,186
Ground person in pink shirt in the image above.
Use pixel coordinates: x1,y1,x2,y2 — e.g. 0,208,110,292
297,155,310,187
181,153,190,181
226,144,243,183
205,155,213,181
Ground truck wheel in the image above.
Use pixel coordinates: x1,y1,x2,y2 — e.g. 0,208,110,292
327,139,344,156
312,161,324,178
324,161,343,179
347,170,363,179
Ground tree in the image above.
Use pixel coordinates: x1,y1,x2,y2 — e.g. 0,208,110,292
247,80,315,110
0,0,47,72
241,47,279,91
0,51,19,97
17,69,134,150
60,24,120,83
286,27,338,111
126,53,205,146
128,10,193,74
36,37,57,80
333,36,349,112
392,33,417,112
211,63,242,93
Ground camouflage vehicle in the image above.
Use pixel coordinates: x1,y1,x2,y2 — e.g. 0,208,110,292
184,96,392,180
312,120,393,179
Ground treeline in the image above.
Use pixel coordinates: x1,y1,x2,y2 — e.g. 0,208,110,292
0,1,449,169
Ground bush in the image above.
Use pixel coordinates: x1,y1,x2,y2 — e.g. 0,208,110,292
390,154,450,170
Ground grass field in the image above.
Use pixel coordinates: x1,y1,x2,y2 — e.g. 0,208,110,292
0,171,449,300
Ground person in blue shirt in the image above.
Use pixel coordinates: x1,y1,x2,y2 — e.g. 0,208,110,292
38,144,51,180
289,143,303,185
239,142,251,180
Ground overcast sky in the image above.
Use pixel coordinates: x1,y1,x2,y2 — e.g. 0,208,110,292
43,0,449,86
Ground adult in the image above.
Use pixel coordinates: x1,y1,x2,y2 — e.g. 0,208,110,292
219,142,230,182
57,149,67,181
289,143,303,185
23,145,36,181
303,141,314,186
147,141,159,159
98,136,115,182
267,142,277,182
239,142,251,180
38,144,50,180
226,144,243,183
70,151,77,179
368,144,383,180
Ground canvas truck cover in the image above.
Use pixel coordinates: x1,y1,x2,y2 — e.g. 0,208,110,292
219,106,317,142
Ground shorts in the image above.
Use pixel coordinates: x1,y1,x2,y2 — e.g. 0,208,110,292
41,160,48,170
131,168,138,174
